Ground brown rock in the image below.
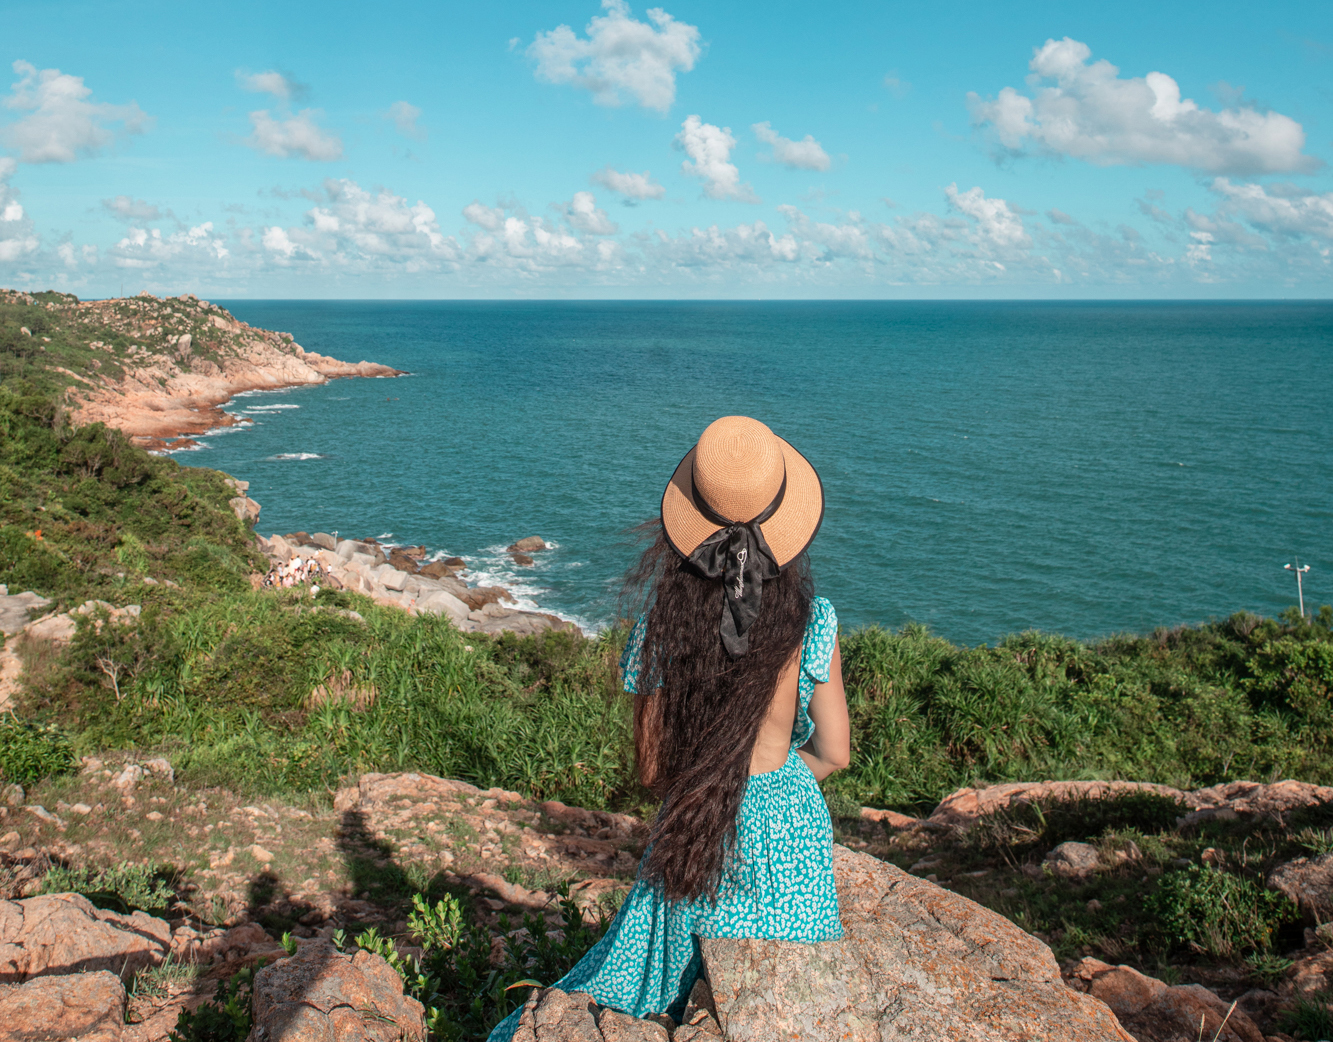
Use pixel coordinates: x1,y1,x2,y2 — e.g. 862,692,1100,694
597,1007,669,1041
512,552,535,566
0,893,170,983
859,807,921,829
1068,958,1264,1042
388,552,420,574
701,846,1135,1041
1269,853,1333,925
418,561,459,580
460,586,516,611
444,556,467,568
930,778,1333,831
1045,840,1102,879
0,969,125,1041
247,940,425,1041
230,496,261,524
508,536,547,553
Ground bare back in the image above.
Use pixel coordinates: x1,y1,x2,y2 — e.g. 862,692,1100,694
749,639,850,780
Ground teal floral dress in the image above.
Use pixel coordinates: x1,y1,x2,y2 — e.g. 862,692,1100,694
488,598,842,1040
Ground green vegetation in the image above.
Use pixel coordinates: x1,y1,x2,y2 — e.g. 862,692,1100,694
38,859,177,915
1147,864,1294,958
0,716,76,785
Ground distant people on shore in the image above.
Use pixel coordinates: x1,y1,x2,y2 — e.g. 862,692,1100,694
262,556,325,589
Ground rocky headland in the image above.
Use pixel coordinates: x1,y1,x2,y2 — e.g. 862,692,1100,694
1,288,400,451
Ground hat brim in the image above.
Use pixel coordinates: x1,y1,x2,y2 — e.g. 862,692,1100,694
661,436,824,568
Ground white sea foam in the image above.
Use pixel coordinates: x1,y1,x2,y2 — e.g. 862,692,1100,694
242,404,301,412
465,543,599,633
266,452,327,461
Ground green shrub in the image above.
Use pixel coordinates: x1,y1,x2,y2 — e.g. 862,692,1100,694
40,860,177,915
169,963,259,1042
1147,865,1295,958
0,718,76,785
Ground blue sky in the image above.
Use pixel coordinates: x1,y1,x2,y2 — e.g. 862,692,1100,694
1,0,1330,298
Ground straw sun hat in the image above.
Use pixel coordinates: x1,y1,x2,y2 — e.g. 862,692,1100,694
661,415,824,569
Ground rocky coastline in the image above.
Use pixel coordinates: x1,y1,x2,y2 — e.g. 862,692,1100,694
236,480,579,638
2,288,402,452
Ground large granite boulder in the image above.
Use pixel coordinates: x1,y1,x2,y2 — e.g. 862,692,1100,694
0,969,126,1042
246,939,426,1042
701,846,1135,1041
0,893,170,983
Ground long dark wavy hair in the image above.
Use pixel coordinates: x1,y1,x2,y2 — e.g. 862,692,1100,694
623,523,813,902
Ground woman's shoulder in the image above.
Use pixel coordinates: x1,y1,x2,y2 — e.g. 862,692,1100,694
801,597,838,681
808,596,837,631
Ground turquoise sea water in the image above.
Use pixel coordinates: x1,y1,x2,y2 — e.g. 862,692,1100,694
196,301,1332,645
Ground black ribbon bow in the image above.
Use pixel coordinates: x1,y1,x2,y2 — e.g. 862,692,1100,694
686,474,785,658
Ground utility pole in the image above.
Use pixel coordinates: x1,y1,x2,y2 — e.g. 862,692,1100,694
1285,560,1310,619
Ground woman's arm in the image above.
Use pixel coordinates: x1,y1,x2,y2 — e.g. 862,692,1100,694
796,637,850,782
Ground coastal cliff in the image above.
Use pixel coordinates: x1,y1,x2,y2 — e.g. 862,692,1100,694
0,288,401,450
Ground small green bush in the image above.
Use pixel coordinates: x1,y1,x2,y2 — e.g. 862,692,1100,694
40,860,176,915
0,717,76,785
1147,865,1295,958
169,963,259,1042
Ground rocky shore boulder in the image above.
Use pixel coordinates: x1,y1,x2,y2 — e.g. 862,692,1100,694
508,536,547,552
0,892,169,982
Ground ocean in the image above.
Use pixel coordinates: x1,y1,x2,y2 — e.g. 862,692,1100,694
195,301,1332,646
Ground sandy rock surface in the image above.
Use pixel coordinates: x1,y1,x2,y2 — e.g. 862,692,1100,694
0,892,170,983
703,846,1135,1041
0,968,127,1042
926,777,1333,830
246,940,426,1042
1068,958,1265,1042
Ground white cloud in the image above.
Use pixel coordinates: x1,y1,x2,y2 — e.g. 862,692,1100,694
102,195,162,222
650,220,799,267
110,222,229,270
385,101,424,140
463,201,506,231
246,110,343,161
527,0,701,112
0,158,38,262
295,179,458,267
236,70,301,102
945,184,1030,248
1,60,149,164
776,206,874,262
752,122,831,171
1208,178,1333,241
592,166,666,200
968,38,1316,175
675,115,759,203
564,191,618,234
